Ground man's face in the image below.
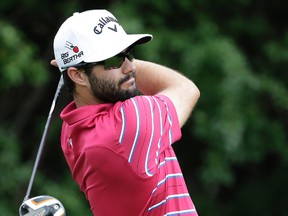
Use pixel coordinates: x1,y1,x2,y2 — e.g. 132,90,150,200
87,59,139,103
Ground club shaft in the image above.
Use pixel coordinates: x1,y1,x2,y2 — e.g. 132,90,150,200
23,75,64,202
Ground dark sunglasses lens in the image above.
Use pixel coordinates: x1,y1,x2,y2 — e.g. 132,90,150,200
104,56,123,69
103,48,135,70
127,52,134,61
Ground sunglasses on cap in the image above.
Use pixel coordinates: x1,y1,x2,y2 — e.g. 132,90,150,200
62,48,135,70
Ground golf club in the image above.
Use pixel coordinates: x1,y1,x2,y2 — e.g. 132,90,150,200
19,75,66,216
19,195,65,216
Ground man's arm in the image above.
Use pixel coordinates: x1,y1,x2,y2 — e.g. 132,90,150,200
134,59,200,128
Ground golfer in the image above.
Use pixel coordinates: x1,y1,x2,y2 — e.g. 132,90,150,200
53,9,200,216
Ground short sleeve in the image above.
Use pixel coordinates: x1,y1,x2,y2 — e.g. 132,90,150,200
113,95,182,178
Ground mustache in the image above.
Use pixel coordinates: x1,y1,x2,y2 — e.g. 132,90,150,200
118,72,136,86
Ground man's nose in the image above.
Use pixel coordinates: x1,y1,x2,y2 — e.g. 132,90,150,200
121,58,136,74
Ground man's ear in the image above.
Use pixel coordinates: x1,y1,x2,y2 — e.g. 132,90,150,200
50,59,58,67
67,67,88,87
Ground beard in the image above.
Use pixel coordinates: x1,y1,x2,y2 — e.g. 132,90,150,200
88,71,140,103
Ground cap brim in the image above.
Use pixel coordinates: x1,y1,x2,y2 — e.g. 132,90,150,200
83,34,152,63
131,34,152,46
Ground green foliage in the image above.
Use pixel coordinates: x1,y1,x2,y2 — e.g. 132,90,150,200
0,129,31,215
0,21,49,89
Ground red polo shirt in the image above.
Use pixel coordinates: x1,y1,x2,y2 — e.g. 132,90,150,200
60,95,198,216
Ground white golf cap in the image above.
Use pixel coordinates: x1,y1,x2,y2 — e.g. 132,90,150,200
53,9,152,72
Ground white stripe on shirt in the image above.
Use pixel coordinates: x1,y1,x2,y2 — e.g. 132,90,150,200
164,209,197,216
151,173,183,194
158,157,178,168
148,193,191,211
144,96,155,177
157,96,173,145
128,98,140,163
119,105,126,144
154,97,163,165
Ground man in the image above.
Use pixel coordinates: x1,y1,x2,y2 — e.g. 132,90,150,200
53,9,200,216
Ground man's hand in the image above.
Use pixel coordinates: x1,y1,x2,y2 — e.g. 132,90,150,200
50,59,58,67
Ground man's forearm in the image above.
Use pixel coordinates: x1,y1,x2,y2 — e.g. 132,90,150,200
134,59,188,95
134,59,200,127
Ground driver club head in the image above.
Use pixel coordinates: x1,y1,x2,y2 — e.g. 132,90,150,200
19,195,65,216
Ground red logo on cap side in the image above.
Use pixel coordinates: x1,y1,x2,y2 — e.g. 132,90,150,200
65,41,79,53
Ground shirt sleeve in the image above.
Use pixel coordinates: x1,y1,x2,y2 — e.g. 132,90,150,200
114,94,182,178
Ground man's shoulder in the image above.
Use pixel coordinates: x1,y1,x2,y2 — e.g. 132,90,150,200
120,94,173,108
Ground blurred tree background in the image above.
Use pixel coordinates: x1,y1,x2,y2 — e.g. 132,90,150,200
0,0,287,215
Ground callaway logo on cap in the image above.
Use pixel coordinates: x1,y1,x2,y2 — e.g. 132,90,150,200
53,9,152,72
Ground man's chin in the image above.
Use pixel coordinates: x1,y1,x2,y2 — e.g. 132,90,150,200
122,87,140,100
